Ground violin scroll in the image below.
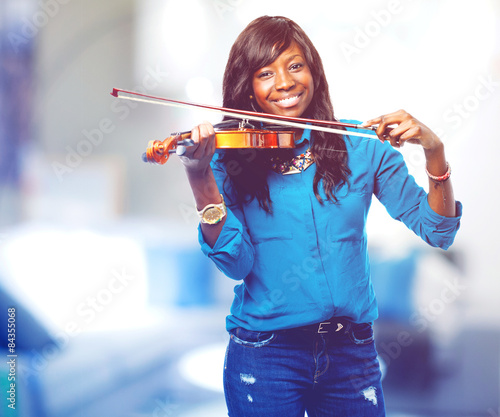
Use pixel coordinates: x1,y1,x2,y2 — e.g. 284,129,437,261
143,134,194,165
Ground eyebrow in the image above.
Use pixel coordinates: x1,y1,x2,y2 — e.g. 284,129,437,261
255,53,305,74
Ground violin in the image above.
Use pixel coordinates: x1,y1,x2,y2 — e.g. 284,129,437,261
143,120,295,165
110,88,379,165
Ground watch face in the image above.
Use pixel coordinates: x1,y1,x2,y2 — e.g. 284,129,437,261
204,207,224,224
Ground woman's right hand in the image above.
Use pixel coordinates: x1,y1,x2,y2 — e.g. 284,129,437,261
177,121,216,176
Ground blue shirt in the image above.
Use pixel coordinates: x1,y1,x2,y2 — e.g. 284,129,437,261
198,121,462,331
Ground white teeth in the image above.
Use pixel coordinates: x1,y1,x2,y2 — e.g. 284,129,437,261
275,95,299,104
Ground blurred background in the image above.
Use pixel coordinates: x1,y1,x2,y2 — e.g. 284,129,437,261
0,0,499,416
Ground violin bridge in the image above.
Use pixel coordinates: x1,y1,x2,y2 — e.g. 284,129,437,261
238,119,254,130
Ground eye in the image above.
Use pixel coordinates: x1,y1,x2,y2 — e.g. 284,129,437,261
289,62,304,71
257,71,273,79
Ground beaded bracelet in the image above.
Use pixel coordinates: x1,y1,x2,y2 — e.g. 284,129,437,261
425,162,451,182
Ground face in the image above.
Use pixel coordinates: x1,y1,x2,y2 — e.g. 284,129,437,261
252,42,314,118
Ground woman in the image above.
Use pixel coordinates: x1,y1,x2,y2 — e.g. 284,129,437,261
179,16,461,417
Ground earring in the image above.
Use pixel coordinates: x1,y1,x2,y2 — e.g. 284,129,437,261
249,95,254,100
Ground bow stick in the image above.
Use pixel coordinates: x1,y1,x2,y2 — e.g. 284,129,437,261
111,88,380,140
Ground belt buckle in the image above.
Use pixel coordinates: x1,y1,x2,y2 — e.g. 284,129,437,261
317,321,344,334
317,321,331,334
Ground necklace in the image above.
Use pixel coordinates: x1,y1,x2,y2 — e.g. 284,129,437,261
270,148,314,175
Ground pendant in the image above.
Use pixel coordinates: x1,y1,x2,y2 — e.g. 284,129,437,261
270,149,314,175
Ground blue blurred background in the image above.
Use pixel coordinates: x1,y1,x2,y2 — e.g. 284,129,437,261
0,0,499,416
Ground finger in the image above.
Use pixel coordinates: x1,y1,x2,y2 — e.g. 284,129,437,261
180,128,201,159
361,116,382,128
399,126,423,146
377,109,409,124
199,122,215,143
390,120,425,148
361,117,387,143
200,121,216,142
205,122,217,155
398,124,422,141
387,119,413,140
376,111,411,140
382,126,403,148
373,123,395,143
192,123,213,159
388,133,400,148
190,126,201,144
199,122,217,156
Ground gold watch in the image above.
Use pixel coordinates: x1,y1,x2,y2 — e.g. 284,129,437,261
197,194,227,225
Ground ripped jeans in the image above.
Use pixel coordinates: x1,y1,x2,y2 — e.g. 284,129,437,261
223,320,385,417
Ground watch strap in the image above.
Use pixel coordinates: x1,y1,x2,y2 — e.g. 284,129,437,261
197,194,227,224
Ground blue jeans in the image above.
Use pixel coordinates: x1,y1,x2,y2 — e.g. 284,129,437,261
223,320,385,416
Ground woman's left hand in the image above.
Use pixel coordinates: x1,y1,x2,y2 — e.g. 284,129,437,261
364,109,456,217
363,109,442,151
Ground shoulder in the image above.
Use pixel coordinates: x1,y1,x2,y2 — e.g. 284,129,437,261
339,119,405,169
340,118,379,155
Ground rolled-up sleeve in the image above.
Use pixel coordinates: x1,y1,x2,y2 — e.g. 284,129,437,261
417,197,462,249
198,208,255,280
197,153,255,280
373,141,462,250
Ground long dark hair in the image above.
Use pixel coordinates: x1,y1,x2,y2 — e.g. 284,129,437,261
220,16,350,211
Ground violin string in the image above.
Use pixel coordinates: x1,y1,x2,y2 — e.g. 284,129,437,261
114,93,380,141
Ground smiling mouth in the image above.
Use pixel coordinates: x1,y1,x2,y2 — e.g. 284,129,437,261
272,93,303,108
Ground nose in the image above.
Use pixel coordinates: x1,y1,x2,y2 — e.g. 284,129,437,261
275,69,295,91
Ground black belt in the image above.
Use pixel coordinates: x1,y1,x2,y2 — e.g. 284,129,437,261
289,317,350,334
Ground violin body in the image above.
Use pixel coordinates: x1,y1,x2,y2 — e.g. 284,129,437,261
214,128,294,149
144,128,295,165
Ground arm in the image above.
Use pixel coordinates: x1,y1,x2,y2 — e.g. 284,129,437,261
178,122,225,247
363,109,456,217
179,122,255,279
